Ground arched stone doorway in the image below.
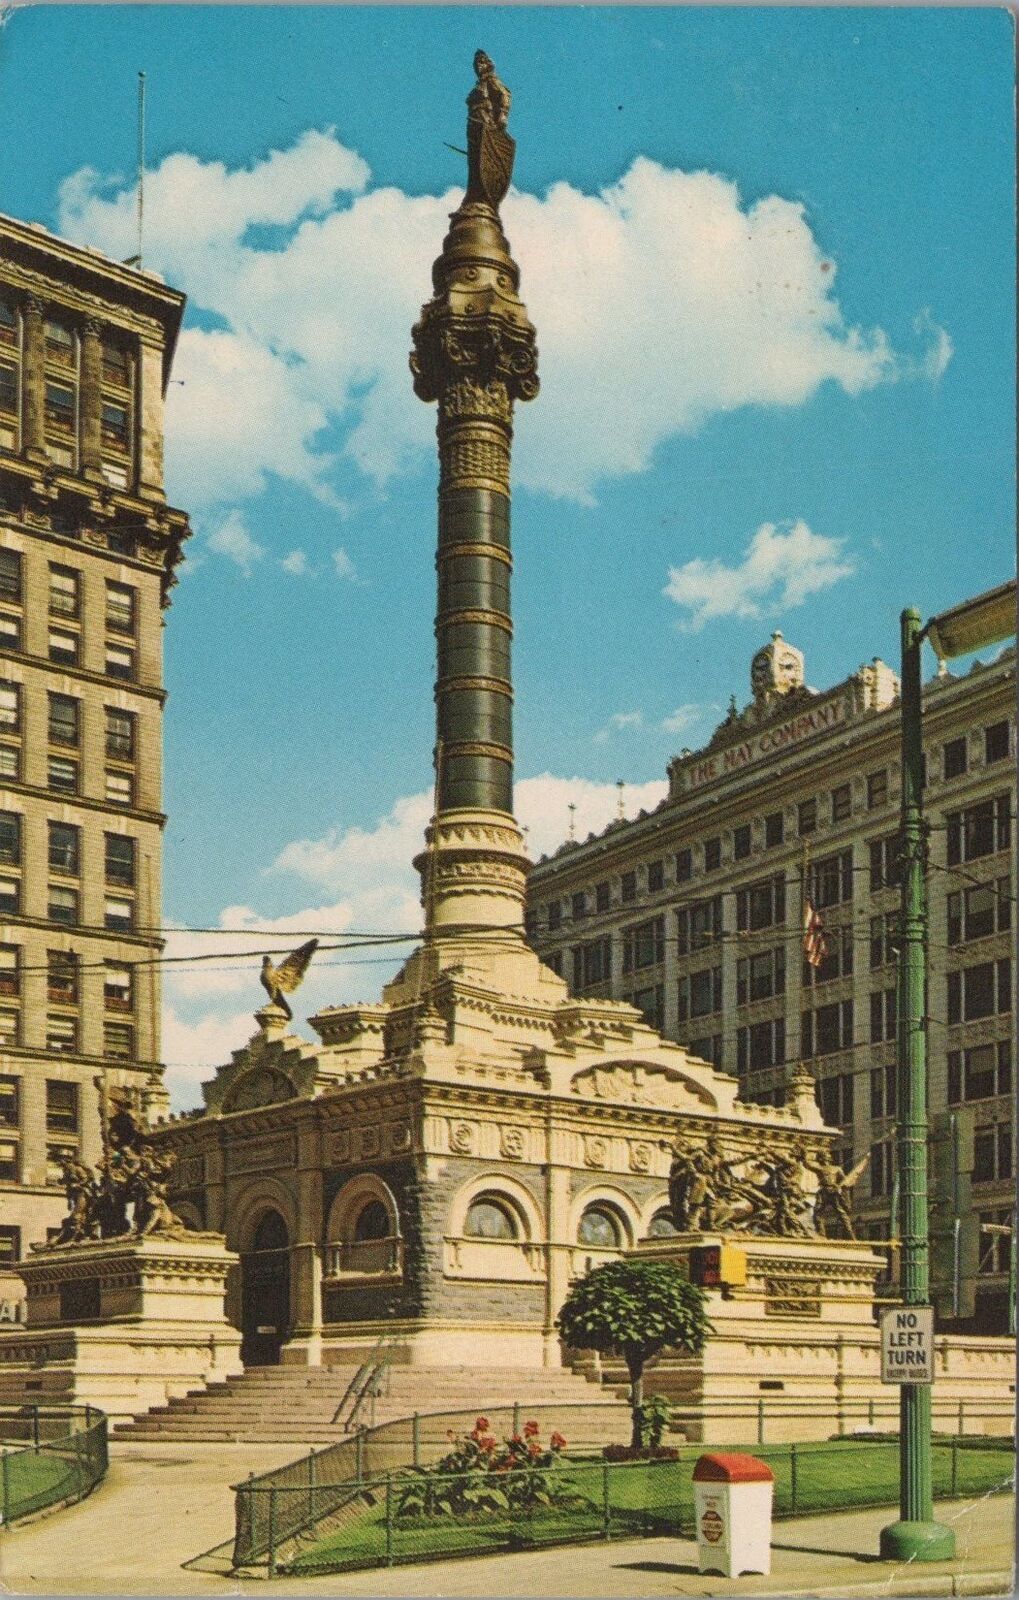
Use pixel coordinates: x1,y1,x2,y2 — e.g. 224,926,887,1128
240,1209,291,1366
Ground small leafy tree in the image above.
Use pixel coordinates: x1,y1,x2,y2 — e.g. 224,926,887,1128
556,1259,710,1449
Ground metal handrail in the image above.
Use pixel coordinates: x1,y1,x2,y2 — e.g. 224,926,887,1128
329,1332,395,1429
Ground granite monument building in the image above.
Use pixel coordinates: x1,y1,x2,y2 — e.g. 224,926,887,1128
155,55,850,1373
0,214,190,1302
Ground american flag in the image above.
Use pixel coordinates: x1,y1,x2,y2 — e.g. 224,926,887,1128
803,899,829,968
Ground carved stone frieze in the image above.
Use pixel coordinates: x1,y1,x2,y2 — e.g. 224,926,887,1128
584,1136,608,1169
450,1120,477,1155
500,1125,526,1160
629,1142,653,1174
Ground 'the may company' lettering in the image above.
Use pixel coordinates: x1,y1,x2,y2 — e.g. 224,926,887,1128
681,699,846,792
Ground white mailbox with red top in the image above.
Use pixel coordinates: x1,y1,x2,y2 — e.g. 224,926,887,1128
692,1451,775,1577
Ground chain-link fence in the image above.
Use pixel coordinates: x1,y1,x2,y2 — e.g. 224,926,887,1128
0,1405,108,1526
234,1436,1015,1577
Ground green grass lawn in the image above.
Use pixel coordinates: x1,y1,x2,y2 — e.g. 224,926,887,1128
279,1440,1015,1576
3,1447,80,1521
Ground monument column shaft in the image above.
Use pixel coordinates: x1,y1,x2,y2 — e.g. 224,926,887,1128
436,461,514,816
410,52,538,937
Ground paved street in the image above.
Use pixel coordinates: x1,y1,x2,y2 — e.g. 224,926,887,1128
0,1441,1013,1597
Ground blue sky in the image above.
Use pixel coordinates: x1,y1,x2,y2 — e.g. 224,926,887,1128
0,6,1013,1103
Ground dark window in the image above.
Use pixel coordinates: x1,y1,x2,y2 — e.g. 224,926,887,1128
831,784,851,824
102,340,131,387
0,551,21,603
818,1072,854,1127
105,707,135,761
0,302,16,346
869,835,900,892
103,1021,135,1062
595,881,610,913
869,987,896,1044
737,946,785,1004
678,896,722,954
48,951,78,1006
798,798,817,836
0,681,20,733
803,999,854,1056
870,911,899,969
947,796,1011,865
48,693,79,747
947,1041,1012,1105
675,848,692,883
679,965,722,1022
803,922,853,986
867,770,888,809
0,812,20,866
49,567,79,618
48,822,79,876
44,380,74,432
736,874,786,932
733,825,752,861
0,876,19,916
871,1140,896,1198
104,896,133,933
764,811,784,848
621,871,637,904
101,401,128,449
578,1205,623,1249
104,964,133,1013
741,1017,785,1071
46,1079,78,1130
48,628,79,667
547,901,561,932
105,644,135,681
703,836,721,873
623,916,665,973
44,319,74,365
687,1034,723,1070
106,582,136,635
0,1075,18,1128
870,1063,897,1120
815,850,853,908
47,755,78,795
47,885,78,926
943,737,968,780
571,891,587,923
0,946,18,1000
984,721,1010,765
574,937,611,991
629,982,664,1031
0,362,15,416
973,1124,1012,1185
647,859,664,893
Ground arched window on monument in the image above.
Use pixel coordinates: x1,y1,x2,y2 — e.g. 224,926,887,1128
578,1204,624,1250
465,1195,519,1240
647,1208,679,1238
353,1199,392,1243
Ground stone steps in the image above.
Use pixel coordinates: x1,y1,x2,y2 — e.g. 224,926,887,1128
114,1361,617,1443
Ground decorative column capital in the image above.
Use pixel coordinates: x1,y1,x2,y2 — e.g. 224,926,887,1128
82,315,104,342
22,294,44,320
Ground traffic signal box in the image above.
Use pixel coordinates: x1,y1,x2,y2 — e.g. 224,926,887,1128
689,1244,748,1289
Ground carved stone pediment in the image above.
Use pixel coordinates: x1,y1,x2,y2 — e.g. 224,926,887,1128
220,1067,296,1114
569,1059,717,1110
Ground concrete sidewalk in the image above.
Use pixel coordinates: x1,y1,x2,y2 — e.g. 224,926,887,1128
0,1440,1013,1598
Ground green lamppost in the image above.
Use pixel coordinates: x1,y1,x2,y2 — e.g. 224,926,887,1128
879,580,1015,1563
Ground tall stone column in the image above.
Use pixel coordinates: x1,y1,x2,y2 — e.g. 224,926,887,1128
21,295,47,463
79,316,104,481
410,52,538,942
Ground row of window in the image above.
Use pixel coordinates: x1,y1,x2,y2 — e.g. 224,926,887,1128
0,685,139,801
1,817,137,882
0,948,134,1012
0,557,138,679
0,300,135,484
535,790,1012,936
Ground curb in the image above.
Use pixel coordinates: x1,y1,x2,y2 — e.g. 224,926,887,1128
795,1569,1013,1599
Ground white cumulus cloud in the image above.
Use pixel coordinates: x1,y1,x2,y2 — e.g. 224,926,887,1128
56,136,949,513
281,549,310,576
333,547,358,581
206,508,265,574
664,518,856,631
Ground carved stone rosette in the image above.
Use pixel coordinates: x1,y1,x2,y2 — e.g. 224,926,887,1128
409,58,538,936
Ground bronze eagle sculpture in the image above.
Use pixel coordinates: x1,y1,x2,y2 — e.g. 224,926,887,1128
259,938,319,1019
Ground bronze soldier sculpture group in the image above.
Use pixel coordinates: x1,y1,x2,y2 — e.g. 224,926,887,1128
53,1077,185,1245
668,1133,867,1239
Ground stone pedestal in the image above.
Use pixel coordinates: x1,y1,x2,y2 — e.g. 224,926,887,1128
0,1234,242,1422
586,1235,1015,1442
